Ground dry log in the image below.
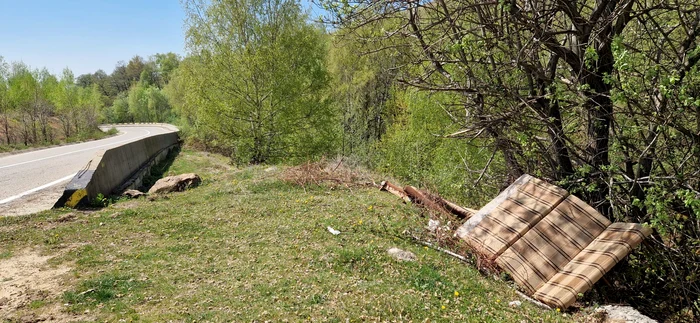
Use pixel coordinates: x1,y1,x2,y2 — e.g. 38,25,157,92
380,181,412,203
436,197,476,219
404,185,474,219
404,186,448,213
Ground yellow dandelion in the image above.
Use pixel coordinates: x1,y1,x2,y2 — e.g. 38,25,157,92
358,220,363,225
424,246,428,250
441,305,446,310
368,205,373,211
454,291,459,297
556,308,561,312
496,299,501,303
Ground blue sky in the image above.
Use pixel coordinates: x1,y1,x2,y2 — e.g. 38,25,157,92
0,1,326,77
0,1,186,76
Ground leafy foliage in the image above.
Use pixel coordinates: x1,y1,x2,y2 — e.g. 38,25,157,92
177,0,337,163
322,0,700,319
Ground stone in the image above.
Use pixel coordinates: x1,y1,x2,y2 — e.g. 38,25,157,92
596,305,657,323
387,247,417,262
148,173,202,194
123,189,146,199
509,300,522,308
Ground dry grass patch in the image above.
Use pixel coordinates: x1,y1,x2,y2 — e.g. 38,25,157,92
281,157,376,189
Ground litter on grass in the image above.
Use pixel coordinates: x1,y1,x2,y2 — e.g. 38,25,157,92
327,226,341,235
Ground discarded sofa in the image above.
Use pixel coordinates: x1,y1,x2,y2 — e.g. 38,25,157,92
456,174,652,309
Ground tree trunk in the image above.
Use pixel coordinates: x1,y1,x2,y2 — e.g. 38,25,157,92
581,46,615,217
2,114,10,145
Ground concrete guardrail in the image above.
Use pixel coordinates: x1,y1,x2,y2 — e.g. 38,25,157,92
54,124,180,208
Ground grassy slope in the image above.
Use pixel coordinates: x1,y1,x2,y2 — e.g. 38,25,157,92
0,149,574,322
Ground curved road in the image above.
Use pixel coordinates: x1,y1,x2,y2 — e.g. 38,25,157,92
0,125,175,216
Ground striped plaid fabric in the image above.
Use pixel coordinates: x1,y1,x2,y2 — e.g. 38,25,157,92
465,176,568,258
459,174,652,309
495,195,611,294
532,223,652,309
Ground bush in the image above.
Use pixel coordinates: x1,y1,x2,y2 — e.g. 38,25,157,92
373,89,500,207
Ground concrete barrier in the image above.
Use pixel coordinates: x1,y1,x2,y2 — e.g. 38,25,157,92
54,125,180,208
99,123,180,132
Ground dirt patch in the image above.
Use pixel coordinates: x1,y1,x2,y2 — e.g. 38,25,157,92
0,249,83,322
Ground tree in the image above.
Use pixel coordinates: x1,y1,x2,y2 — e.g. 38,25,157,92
139,63,159,87
76,73,94,88
154,52,180,85
183,0,336,163
324,0,700,318
80,83,104,129
8,63,39,145
145,86,169,122
105,92,131,123
126,56,146,85
56,68,80,137
0,57,11,144
127,83,149,122
110,61,131,93
328,29,401,157
36,68,58,142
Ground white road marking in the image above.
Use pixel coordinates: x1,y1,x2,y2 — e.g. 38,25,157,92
0,130,151,170
0,173,77,205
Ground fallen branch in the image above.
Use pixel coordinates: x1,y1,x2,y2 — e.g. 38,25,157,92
436,196,476,219
404,185,448,213
404,185,475,219
380,181,411,203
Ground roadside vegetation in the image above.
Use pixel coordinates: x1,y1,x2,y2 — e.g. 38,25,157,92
0,149,575,322
1,0,699,320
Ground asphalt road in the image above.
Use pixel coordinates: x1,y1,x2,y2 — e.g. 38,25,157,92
0,125,174,216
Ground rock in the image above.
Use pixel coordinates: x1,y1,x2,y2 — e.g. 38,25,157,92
508,300,522,308
596,305,657,323
123,189,146,199
148,173,202,194
387,247,417,262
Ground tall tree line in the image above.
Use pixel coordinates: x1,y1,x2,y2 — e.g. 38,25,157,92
77,53,181,124
0,52,181,147
0,58,103,146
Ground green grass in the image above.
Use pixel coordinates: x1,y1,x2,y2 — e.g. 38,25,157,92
0,148,575,322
